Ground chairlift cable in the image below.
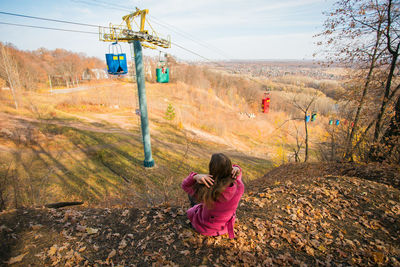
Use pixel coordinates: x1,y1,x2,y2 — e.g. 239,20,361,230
83,0,133,12
147,16,231,60
70,0,129,12
0,21,98,34
0,10,266,87
170,41,216,63
0,11,101,28
0,10,230,66
70,0,232,59
0,14,217,64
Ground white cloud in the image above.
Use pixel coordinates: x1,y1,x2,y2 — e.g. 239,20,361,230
206,32,318,60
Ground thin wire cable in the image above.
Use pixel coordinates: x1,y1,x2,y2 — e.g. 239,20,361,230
170,42,266,87
71,0,232,59
147,16,231,59
0,9,254,83
0,21,98,34
0,11,101,28
71,0,129,12
170,41,215,62
89,0,135,11
0,17,217,63
79,0,229,58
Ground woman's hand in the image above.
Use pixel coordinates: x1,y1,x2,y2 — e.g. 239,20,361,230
194,174,214,188
232,166,240,180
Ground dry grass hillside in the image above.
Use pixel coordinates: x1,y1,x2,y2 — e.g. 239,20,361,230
1,162,399,266
0,67,355,211
0,79,279,210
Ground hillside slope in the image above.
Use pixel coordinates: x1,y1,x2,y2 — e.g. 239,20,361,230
0,80,275,210
1,162,399,266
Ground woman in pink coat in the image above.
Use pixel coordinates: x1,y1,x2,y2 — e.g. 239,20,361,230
181,153,244,239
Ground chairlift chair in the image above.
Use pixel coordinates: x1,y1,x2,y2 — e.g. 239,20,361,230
311,112,317,122
105,42,128,75
261,91,271,113
156,52,169,83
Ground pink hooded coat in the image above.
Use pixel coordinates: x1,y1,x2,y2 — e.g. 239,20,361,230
181,165,244,238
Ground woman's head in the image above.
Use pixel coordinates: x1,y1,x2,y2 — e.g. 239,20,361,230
193,153,234,208
209,153,233,182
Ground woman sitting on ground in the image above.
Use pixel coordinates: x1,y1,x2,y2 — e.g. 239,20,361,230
181,153,244,239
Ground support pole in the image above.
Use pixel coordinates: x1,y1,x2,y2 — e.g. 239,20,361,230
131,40,155,167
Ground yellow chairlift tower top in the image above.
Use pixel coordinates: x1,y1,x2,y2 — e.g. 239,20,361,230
99,8,171,49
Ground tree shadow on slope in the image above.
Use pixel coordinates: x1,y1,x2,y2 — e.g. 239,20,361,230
2,115,274,210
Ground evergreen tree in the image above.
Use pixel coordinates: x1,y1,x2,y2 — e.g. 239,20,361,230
165,103,176,121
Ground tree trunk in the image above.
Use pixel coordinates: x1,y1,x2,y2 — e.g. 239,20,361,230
304,114,309,162
1,46,19,109
344,28,382,161
48,75,53,94
373,44,399,143
371,94,400,162
331,126,335,161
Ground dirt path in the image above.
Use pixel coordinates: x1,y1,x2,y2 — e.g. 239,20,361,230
50,83,117,94
1,111,263,158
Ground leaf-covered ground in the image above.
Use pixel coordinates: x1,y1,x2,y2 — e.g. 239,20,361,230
1,163,399,266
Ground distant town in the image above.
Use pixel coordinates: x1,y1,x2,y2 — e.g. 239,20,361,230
202,60,345,80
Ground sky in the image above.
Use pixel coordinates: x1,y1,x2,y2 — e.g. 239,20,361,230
0,0,336,61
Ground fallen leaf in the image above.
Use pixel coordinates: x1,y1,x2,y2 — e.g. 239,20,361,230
372,252,385,264
31,224,43,230
122,210,129,216
107,249,116,260
0,225,11,232
270,240,279,249
318,245,327,252
6,253,28,264
48,245,58,256
74,251,84,263
305,245,315,256
86,227,99,235
34,233,43,240
76,225,86,232
119,239,127,250
336,248,347,258
180,250,190,256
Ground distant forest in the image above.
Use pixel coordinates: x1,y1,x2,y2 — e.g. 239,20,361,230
0,42,105,90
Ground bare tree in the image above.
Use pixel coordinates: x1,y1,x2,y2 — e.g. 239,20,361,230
291,122,303,162
0,44,21,109
317,0,400,162
291,95,318,162
372,0,400,143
